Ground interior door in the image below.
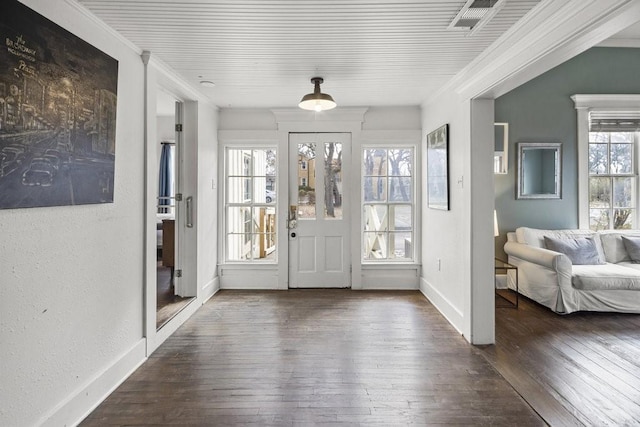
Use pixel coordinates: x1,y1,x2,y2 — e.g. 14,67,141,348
288,133,351,288
172,100,186,297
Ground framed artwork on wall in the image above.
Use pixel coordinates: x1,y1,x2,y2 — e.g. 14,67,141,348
426,123,449,210
0,0,118,209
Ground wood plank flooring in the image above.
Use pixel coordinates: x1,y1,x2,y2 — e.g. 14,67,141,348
156,263,192,328
82,290,543,426
481,295,640,427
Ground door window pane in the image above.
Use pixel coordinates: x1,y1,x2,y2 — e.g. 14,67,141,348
297,143,316,219
324,142,343,219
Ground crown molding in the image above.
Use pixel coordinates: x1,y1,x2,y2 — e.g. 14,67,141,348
596,38,640,48
271,107,369,124
64,0,141,54
571,94,640,110
425,0,640,105
65,1,216,109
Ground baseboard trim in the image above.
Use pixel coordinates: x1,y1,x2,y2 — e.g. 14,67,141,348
419,277,465,337
201,276,220,303
40,339,146,427
220,283,281,290
361,283,420,290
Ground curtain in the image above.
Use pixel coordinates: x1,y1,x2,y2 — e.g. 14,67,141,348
158,142,174,213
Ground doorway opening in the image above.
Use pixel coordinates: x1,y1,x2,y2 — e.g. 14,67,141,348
155,91,193,328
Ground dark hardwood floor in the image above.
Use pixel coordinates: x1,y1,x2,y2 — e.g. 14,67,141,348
482,294,640,427
82,290,543,426
156,263,192,329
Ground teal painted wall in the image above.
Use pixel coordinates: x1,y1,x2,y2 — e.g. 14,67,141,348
495,47,640,258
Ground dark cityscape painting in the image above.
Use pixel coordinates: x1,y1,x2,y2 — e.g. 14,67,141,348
0,0,118,209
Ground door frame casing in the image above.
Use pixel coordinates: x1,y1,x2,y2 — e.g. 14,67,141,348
143,56,203,356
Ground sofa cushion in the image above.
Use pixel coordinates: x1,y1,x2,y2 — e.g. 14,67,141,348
599,231,640,263
572,264,640,290
544,236,605,265
515,227,606,263
622,236,640,263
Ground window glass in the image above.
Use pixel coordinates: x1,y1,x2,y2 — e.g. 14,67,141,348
297,143,316,219
226,148,277,261
362,147,414,261
324,142,343,219
587,128,637,231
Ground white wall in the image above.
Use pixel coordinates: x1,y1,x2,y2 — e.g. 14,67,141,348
218,107,422,290
420,93,496,346
196,102,219,293
420,93,472,338
0,0,146,425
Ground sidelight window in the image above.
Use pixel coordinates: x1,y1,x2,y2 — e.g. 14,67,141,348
225,148,277,261
362,147,414,261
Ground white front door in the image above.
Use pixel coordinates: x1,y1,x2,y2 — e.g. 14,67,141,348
288,133,351,288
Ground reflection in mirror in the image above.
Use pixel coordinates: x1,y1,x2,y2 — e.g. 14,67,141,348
494,123,508,174
517,142,562,199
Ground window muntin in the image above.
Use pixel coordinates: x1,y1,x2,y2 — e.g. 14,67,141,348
362,147,414,261
225,148,276,261
588,131,637,230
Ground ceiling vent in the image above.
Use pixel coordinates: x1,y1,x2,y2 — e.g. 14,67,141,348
448,0,506,33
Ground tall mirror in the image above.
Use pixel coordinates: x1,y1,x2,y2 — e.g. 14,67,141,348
517,142,562,199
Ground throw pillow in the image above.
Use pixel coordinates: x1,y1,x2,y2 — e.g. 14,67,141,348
621,236,640,263
543,236,605,265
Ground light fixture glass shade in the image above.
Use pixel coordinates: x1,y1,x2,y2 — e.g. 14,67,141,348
299,77,336,111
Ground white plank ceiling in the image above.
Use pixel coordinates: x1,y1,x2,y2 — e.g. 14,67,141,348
77,0,541,108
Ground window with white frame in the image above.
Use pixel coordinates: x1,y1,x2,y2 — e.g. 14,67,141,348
362,147,414,261
573,95,640,231
588,119,638,230
225,148,277,261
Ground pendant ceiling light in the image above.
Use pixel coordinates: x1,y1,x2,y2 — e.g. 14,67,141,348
298,77,336,112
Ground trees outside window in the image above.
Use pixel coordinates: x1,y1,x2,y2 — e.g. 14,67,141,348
362,147,414,261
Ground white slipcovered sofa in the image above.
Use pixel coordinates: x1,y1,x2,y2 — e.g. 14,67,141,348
504,227,640,314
